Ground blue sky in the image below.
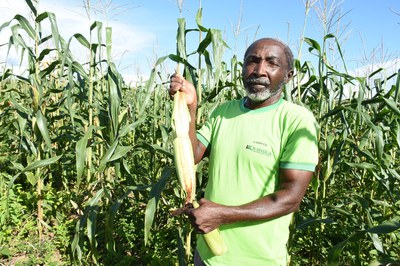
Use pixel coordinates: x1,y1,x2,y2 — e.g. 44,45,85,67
1,0,399,82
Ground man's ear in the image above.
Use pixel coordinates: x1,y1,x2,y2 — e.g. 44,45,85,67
285,70,294,83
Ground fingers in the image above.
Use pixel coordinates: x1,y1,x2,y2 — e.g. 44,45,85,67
183,207,202,232
169,73,185,98
181,202,211,234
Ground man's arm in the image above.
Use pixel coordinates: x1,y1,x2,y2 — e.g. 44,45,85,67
186,168,313,233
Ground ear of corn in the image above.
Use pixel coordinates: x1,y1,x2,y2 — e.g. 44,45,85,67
172,90,227,256
173,136,196,203
172,90,196,204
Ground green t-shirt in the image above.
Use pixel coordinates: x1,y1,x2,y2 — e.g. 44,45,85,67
196,97,319,266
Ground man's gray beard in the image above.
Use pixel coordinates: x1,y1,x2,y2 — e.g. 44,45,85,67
244,81,284,102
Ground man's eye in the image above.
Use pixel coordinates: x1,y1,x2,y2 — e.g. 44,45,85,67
268,61,279,67
246,58,257,64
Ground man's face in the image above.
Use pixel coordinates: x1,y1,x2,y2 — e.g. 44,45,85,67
242,40,291,102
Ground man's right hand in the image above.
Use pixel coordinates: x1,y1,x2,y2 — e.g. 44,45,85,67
169,73,197,109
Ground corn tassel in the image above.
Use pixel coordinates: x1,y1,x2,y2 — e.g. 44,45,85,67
172,90,227,256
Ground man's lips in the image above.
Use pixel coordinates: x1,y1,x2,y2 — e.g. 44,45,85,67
245,78,270,86
245,78,270,92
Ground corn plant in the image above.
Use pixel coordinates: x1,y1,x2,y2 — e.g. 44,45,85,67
0,0,66,241
0,0,173,264
289,35,400,265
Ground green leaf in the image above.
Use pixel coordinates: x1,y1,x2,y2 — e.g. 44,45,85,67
368,233,384,253
106,27,112,63
25,0,37,16
327,240,347,266
374,126,384,163
304,37,321,55
72,33,90,48
144,167,172,245
97,141,118,173
71,222,83,260
72,61,89,79
197,30,212,54
25,171,38,186
0,247,11,257
22,155,62,173
296,217,334,230
136,142,174,160
118,118,145,138
367,219,400,234
167,54,196,70
176,18,186,60
381,97,400,116
10,99,29,116
85,188,103,261
47,12,61,51
76,126,96,185
107,64,122,140
345,162,377,169
14,15,35,39
108,145,133,162
195,8,208,32
36,110,52,153
90,20,103,34
396,121,400,148
144,197,156,245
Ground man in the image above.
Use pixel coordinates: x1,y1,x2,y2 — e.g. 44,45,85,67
169,38,319,265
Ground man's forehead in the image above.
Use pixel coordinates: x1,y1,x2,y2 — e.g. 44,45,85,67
245,41,285,58
249,40,284,52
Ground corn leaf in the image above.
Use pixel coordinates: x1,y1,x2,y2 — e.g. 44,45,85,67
108,145,133,162
36,110,52,153
97,141,118,173
195,8,208,32
176,18,186,60
144,198,156,246
86,188,103,262
396,121,400,148
367,219,400,234
76,125,96,185
25,0,37,16
381,97,400,116
144,167,171,245
7,15,35,39
374,126,384,163
72,33,90,48
118,118,145,138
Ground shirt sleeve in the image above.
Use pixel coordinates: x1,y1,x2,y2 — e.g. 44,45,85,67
279,109,319,172
196,110,216,149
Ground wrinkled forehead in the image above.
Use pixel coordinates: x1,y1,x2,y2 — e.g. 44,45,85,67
244,39,286,59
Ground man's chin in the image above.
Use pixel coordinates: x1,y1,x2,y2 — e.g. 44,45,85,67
246,93,271,102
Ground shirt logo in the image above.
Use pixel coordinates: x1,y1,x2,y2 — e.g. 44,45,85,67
245,141,272,156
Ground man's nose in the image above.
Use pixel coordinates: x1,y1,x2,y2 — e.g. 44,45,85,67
253,61,268,76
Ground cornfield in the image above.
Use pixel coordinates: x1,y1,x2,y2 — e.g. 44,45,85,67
0,1,399,265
